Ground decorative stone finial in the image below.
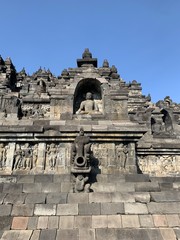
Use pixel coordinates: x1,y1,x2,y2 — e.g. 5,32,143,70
102,59,109,68
82,48,92,59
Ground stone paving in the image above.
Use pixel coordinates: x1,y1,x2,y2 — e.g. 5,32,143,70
0,174,180,240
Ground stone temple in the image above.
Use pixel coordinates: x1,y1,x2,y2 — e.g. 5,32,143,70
0,49,179,239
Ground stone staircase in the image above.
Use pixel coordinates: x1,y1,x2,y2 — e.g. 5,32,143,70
0,174,180,240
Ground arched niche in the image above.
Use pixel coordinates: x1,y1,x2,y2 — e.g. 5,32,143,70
37,80,46,93
73,78,102,114
161,109,173,133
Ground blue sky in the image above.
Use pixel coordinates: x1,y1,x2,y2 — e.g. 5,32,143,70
1,0,180,103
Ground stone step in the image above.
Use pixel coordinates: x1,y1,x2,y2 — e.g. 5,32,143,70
0,218,179,240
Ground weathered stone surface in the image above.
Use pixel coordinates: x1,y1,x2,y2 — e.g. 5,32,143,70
153,215,168,227
37,216,48,229
111,192,135,203
34,175,53,183
135,182,160,192
30,230,40,240
166,214,180,227
27,216,38,230
139,214,154,228
25,193,46,204
150,191,180,202
56,229,78,240
11,204,34,216
3,183,23,193
68,193,89,203
0,193,6,204
95,229,117,240
0,216,13,230
57,203,78,215
59,216,74,229
101,202,124,215
39,229,57,240
122,215,140,228
160,228,177,240
89,192,111,203
74,216,92,228
124,203,148,214
133,192,150,203
0,204,12,216
107,215,122,228
4,193,26,204
78,203,100,215
46,193,67,204
11,217,29,230
79,228,95,240
92,215,108,228
48,216,59,229
34,204,56,215
148,202,180,214
41,183,61,193
23,183,42,193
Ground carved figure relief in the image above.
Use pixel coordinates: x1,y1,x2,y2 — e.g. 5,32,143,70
116,143,128,169
22,104,50,119
138,155,180,176
13,143,34,170
76,92,99,114
46,143,58,170
0,143,7,170
74,174,90,193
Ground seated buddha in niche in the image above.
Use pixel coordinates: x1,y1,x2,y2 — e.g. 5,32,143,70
76,92,99,114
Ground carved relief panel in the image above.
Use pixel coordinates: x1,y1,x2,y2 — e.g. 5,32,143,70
0,143,8,170
137,155,180,176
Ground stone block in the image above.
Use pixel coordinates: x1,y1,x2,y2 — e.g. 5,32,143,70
101,202,124,215
125,174,150,182
79,229,95,240
3,183,23,193
41,183,61,193
34,175,53,183
107,174,125,183
160,228,177,240
1,230,33,240
92,215,108,228
57,203,78,215
39,229,57,240
0,176,17,183
122,215,140,228
67,193,89,203
89,192,112,203
46,193,67,204
27,217,38,230
151,191,180,202
30,230,40,240
74,216,92,228
133,192,150,203
174,229,180,239
54,175,71,183
34,204,56,216
11,204,34,216
0,184,3,193
25,193,46,204
4,193,26,204
124,203,148,214
17,175,34,183
48,216,59,229
0,216,13,230
0,204,12,216
78,203,100,215
107,215,121,228
37,216,48,229
166,214,180,227
11,217,29,230
139,214,154,228
61,182,71,192
56,229,78,240
95,229,117,240
153,215,168,227
59,216,74,229
135,182,160,192
115,182,135,192
160,183,173,191
0,193,6,204
23,183,42,193
147,202,180,214
111,192,135,203
116,229,158,240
